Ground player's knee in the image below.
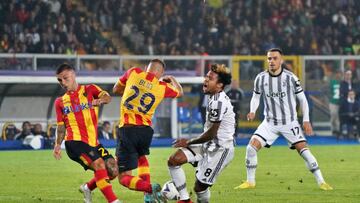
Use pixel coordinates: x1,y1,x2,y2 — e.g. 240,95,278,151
250,137,263,149
92,158,106,170
167,156,178,167
167,153,185,167
105,158,119,179
295,142,307,153
196,188,210,203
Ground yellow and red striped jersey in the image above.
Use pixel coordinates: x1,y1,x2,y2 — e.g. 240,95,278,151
118,67,179,127
55,84,107,147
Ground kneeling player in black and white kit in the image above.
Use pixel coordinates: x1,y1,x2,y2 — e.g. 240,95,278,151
168,64,235,203
234,48,333,191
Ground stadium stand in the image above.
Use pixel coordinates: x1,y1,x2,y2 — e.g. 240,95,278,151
1,0,359,57
0,0,117,55
90,0,360,55
1,0,360,150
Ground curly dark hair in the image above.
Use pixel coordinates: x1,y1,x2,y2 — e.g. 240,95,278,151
210,64,232,88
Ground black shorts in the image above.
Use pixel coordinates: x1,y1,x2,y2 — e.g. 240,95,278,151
116,126,153,172
65,141,113,170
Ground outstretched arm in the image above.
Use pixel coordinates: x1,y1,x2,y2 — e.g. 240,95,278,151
173,122,220,147
53,124,66,160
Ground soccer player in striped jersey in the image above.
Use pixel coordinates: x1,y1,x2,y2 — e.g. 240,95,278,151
168,64,235,203
234,48,333,191
53,64,121,203
113,59,183,203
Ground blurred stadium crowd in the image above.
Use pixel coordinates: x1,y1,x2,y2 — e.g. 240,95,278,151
0,0,359,56
1,120,115,148
0,0,117,55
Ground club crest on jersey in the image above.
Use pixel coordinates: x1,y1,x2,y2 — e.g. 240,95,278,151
210,109,219,117
266,91,286,98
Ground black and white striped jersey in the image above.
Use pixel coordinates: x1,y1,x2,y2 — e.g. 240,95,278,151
204,91,235,147
253,68,303,125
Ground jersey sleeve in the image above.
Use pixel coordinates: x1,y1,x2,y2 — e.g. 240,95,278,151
292,74,303,94
87,84,108,98
208,99,226,123
54,98,64,125
253,74,261,94
163,82,179,98
118,67,139,86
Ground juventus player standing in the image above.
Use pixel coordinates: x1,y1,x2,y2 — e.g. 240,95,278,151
168,64,235,203
234,48,333,191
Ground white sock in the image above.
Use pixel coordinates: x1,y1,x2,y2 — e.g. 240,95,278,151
83,183,90,191
196,188,210,203
169,165,189,200
300,148,325,185
245,145,257,184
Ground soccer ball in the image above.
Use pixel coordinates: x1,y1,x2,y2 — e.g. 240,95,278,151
161,181,180,200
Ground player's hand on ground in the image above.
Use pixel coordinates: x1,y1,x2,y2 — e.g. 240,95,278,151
172,138,188,148
53,144,62,160
247,112,255,121
303,121,314,136
92,99,104,106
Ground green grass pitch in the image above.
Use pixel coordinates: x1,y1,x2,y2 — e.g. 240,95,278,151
0,145,359,202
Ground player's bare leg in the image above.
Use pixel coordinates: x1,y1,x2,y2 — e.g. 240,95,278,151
105,158,119,180
234,137,262,189
194,180,209,203
295,142,333,190
168,149,192,202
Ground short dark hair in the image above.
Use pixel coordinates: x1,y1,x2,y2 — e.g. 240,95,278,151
267,48,283,55
150,59,166,69
22,121,31,128
56,63,75,74
210,64,232,88
103,121,111,126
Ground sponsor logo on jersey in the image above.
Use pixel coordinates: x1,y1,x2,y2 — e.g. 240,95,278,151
266,91,286,98
63,102,93,115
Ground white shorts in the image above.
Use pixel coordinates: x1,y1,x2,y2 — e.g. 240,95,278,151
181,143,234,185
253,120,306,148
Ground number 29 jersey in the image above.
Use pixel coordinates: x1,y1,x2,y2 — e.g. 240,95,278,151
117,67,179,127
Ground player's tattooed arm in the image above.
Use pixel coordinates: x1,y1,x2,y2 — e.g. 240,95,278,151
55,125,66,146
53,125,66,160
